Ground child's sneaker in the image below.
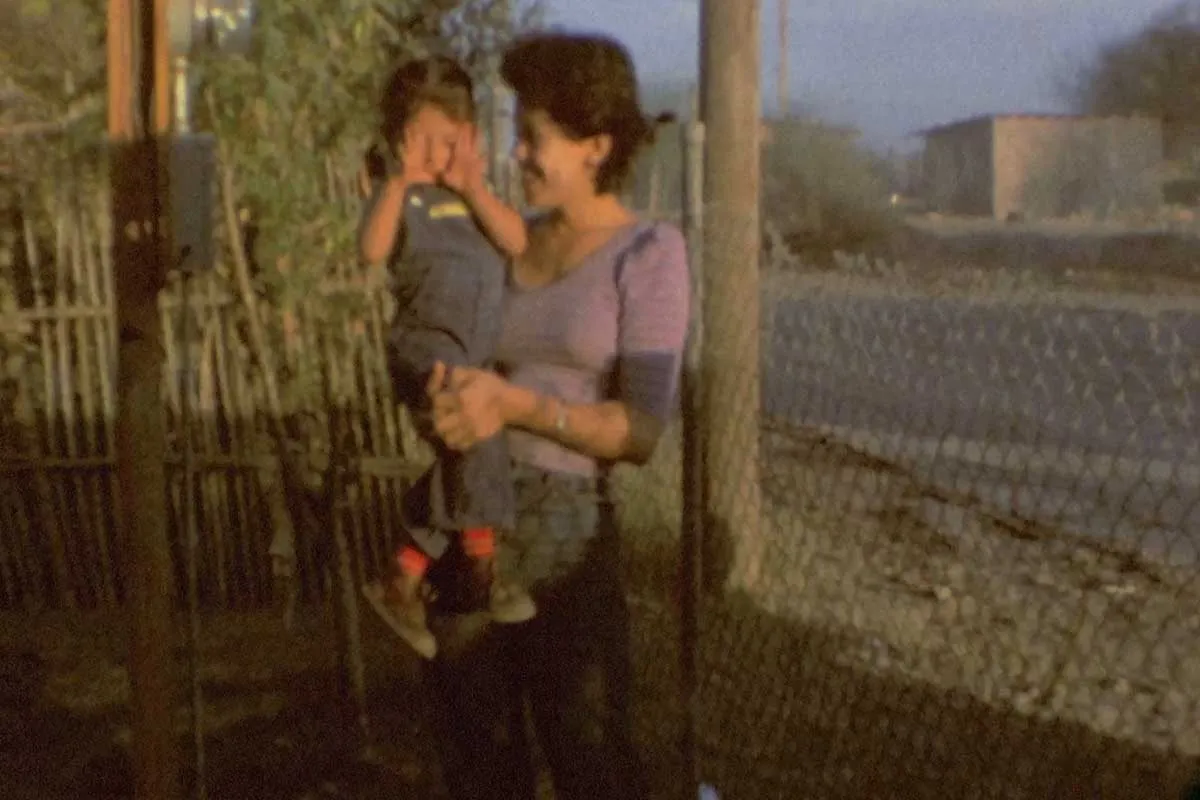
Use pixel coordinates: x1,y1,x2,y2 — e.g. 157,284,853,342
489,579,537,624
362,552,437,659
461,526,537,624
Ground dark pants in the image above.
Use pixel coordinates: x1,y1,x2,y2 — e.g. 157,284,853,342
399,434,516,563
419,465,647,800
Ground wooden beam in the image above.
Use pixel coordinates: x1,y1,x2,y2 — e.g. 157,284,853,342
153,0,172,133
107,0,134,139
699,0,764,591
108,0,182,796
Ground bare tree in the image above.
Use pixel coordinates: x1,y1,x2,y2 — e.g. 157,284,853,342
1071,0,1200,123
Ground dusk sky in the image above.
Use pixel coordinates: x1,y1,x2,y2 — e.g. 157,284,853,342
545,0,1180,152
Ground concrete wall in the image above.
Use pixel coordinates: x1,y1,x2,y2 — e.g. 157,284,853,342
921,119,994,216
920,115,1164,220
994,116,1162,220
1163,122,1200,177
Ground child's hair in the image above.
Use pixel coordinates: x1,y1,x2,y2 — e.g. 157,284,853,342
378,56,476,146
363,143,388,183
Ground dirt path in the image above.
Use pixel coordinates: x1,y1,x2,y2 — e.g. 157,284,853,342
3,421,1199,800
0,611,442,800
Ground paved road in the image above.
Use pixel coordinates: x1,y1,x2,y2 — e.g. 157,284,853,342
762,291,1200,561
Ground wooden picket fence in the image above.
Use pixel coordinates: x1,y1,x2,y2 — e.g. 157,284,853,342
0,183,432,612
0,123,693,612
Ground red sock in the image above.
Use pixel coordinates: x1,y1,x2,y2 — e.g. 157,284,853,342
395,545,430,578
461,527,495,558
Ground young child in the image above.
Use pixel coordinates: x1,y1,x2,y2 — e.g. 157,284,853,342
359,56,532,659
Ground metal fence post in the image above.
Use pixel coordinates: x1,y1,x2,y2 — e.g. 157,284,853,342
680,105,707,799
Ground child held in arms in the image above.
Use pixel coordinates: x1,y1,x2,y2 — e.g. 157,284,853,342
358,56,532,660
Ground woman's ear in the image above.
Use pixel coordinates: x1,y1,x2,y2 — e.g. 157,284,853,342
585,133,613,169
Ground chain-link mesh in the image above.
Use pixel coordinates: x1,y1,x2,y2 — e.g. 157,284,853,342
614,181,1200,796
4,103,1200,799
628,276,1199,797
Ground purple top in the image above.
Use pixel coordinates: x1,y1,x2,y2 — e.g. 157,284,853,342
494,220,692,477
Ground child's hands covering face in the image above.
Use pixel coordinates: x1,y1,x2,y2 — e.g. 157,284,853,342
392,105,462,185
440,123,487,197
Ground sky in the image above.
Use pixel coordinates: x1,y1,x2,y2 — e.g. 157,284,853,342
544,0,1183,152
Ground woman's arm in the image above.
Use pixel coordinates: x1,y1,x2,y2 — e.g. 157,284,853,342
430,225,689,463
502,224,691,465
499,387,653,463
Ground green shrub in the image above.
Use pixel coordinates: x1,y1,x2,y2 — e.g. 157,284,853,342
762,120,897,259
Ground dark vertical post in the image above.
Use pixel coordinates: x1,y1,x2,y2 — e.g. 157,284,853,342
679,91,706,799
109,0,182,796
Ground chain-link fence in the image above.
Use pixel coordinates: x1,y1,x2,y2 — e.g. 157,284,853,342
613,173,1200,796
3,114,1200,800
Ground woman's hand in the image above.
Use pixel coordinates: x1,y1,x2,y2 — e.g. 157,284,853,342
424,361,512,451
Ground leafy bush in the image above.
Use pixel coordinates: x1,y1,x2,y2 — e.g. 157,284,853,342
191,0,532,415
761,120,897,260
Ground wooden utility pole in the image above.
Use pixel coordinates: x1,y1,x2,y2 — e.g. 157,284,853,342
699,0,763,590
108,0,183,797
778,0,789,117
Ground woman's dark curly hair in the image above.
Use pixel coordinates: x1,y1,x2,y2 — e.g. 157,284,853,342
500,32,674,194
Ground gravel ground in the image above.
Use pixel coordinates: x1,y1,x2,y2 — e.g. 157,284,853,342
0,417,1197,799
750,420,1200,756
0,610,443,800
613,417,1200,799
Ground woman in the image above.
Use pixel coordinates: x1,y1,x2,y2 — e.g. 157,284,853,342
416,32,691,800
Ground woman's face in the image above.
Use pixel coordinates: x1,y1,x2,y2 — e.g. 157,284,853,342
512,106,609,209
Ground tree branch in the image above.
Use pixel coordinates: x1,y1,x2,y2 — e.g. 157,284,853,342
0,95,102,139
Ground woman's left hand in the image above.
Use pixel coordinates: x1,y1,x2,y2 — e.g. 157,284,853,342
425,361,511,451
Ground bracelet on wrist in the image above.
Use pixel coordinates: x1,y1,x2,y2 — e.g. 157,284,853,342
553,398,568,436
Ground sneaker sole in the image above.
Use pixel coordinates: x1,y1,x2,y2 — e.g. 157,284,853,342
490,596,538,625
361,582,438,659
